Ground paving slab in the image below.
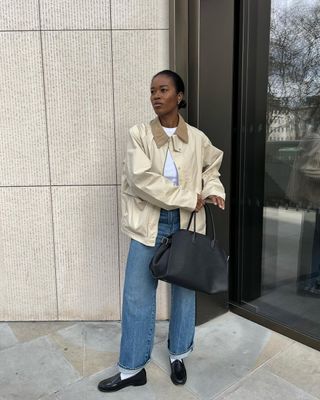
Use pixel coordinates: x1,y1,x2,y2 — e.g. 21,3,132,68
0,323,18,351
47,320,169,377
215,368,318,400
50,322,120,377
153,320,170,345
253,331,293,367
55,320,167,351
265,341,320,399
55,322,121,352
39,362,198,400
8,321,75,343
1,313,318,400
0,336,80,400
151,312,290,400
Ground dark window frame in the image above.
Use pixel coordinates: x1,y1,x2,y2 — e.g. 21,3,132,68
230,0,320,351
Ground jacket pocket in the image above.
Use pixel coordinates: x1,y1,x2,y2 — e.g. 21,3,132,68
121,191,151,237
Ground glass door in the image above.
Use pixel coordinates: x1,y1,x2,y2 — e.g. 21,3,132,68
232,0,320,343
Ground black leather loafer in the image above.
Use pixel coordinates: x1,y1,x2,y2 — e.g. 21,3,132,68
170,359,187,385
97,368,147,392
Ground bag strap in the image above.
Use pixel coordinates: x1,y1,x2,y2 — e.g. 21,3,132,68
186,203,216,241
186,211,195,230
205,203,216,241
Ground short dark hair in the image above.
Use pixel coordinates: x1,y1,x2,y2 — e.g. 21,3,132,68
152,70,187,109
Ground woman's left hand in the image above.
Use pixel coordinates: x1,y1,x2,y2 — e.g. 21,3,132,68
207,195,225,210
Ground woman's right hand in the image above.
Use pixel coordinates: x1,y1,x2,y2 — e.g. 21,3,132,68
195,194,205,212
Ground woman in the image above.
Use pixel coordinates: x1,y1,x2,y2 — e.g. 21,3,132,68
98,70,225,392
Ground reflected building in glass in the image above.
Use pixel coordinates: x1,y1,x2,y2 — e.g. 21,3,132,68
258,0,320,339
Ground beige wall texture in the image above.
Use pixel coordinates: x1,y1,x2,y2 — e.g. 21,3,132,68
0,0,170,321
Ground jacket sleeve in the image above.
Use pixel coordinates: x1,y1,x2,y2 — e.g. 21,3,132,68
201,135,226,201
124,127,197,211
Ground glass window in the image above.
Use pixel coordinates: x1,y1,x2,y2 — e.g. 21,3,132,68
237,0,320,341
262,0,319,338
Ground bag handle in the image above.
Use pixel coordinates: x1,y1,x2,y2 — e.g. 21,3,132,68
186,203,216,242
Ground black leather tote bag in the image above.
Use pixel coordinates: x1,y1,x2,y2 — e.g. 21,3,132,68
149,204,228,294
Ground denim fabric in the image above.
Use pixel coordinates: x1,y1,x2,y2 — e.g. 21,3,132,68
118,209,196,373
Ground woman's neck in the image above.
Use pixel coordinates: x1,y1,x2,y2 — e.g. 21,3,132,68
159,113,179,128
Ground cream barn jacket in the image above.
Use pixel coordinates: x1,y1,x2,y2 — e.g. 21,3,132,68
121,114,225,246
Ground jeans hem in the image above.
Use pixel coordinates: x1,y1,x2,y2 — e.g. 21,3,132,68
118,358,151,374
168,343,194,359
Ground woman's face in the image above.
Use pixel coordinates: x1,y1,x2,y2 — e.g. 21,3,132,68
150,74,182,117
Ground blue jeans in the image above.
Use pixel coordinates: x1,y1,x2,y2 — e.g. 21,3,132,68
118,209,196,373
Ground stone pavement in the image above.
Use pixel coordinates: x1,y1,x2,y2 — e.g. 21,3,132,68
0,312,319,400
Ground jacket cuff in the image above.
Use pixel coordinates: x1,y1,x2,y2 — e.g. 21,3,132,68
202,184,226,201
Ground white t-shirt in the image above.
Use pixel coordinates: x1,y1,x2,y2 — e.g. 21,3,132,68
162,126,179,186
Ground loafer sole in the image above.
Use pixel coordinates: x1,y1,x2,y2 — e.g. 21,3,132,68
98,369,147,392
98,379,146,392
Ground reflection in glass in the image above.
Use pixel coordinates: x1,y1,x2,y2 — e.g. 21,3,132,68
261,0,320,338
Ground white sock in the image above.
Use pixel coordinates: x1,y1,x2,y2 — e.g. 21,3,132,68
120,370,141,380
170,356,182,363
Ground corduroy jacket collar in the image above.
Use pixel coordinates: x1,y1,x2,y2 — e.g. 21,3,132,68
150,113,189,148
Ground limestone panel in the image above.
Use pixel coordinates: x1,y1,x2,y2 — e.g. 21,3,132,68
40,0,111,30
0,187,57,320
113,30,169,183
111,0,169,29
42,31,116,185
52,186,120,320
0,0,39,30
0,32,49,186
117,187,169,320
